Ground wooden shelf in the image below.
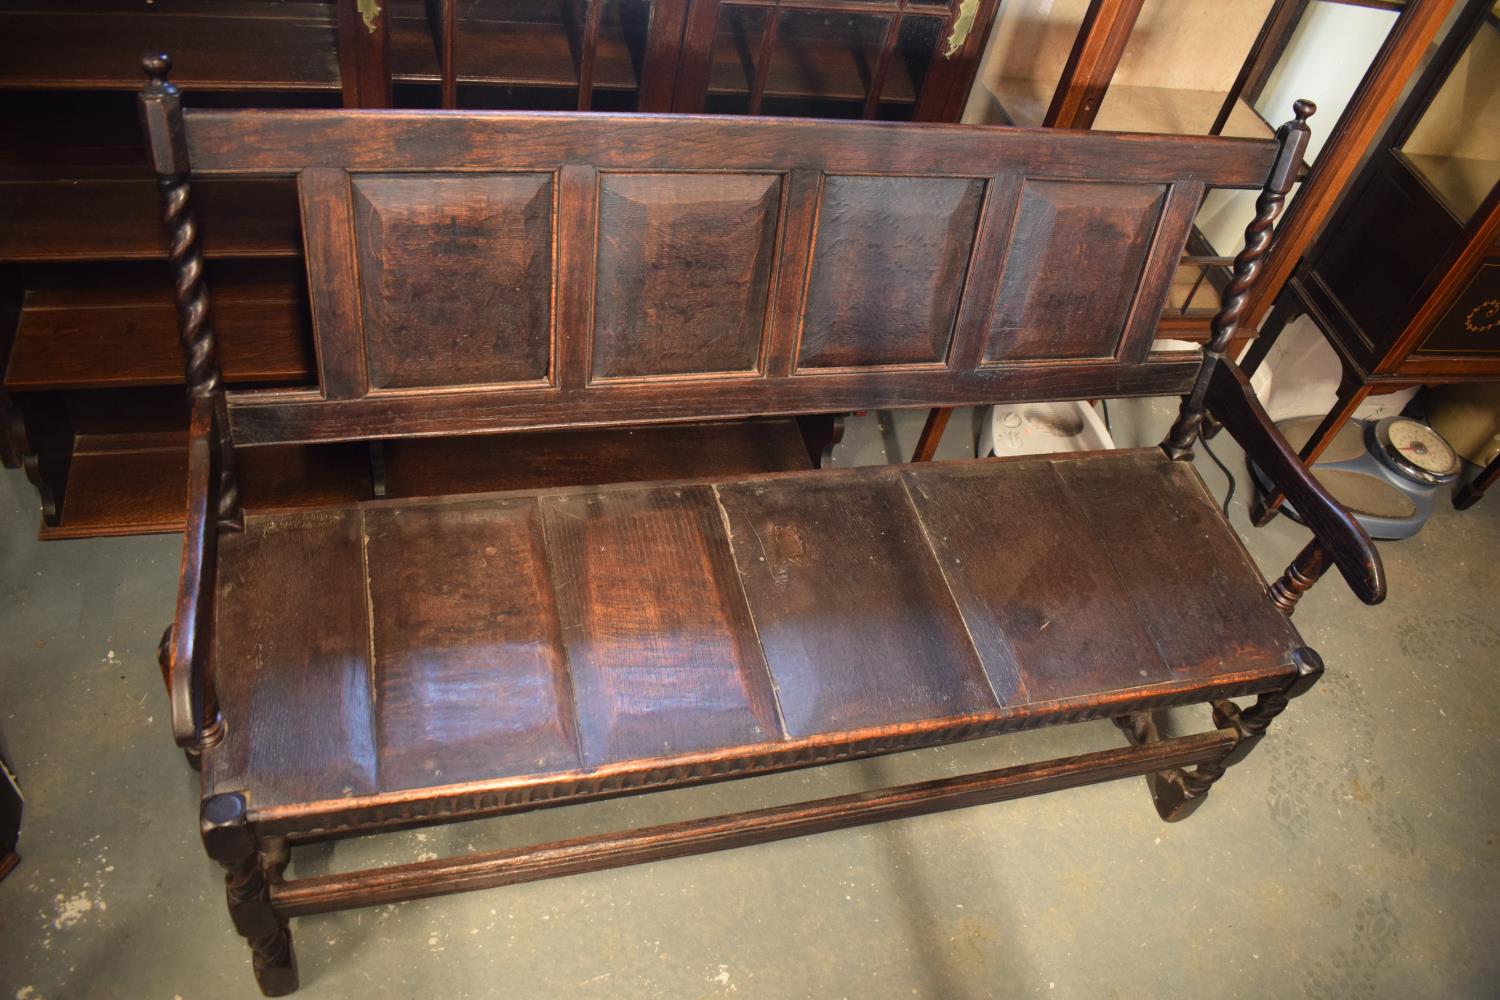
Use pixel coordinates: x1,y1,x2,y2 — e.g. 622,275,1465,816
390,13,642,93
0,1,340,92
5,262,314,391
42,437,375,540
0,92,147,182
0,178,302,262
707,33,920,106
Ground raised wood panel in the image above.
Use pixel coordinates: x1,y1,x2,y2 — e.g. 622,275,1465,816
541,485,784,766
363,499,581,792
213,509,378,808
715,470,998,736
592,173,782,380
902,460,1173,705
984,181,1166,364
797,175,985,370
351,173,554,389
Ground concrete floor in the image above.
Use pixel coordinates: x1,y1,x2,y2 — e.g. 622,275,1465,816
1,401,1497,999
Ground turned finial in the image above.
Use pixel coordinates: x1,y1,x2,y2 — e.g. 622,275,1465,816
1292,98,1316,125
141,52,175,93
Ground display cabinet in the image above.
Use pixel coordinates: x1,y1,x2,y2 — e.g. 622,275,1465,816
909,0,1456,462
1242,0,1500,524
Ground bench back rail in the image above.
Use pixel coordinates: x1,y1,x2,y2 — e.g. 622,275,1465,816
149,71,1292,448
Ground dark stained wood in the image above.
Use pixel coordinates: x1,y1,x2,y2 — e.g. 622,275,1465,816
909,406,951,462
0,2,341,92
351,172,554,388
555,164,599,391
5,296,311,390
227,359,1203,446
798,175,983,369
337,0,394,107
1043,0,1147,129
381,418,812,498
1268,539,1333,615
269,728,1237,917
299,168,368,399
542,485,783,765
592,172,781,379
181,111,1280,187
1207,359,1385,605
715,469,997,736
201,793,299,997
364,499,582,790
196,456,1308,833
130,72,1378,995
984,181,1165,363
902,459,1171,705
1053,451,1301,676
212,508,379,808
0,177,302,262
181,110,1279,446
167,398,223,751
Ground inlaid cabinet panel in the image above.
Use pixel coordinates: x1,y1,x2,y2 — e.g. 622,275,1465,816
796,175,984,370
591,172,782,380
352,172,555,389
984,181,1166,364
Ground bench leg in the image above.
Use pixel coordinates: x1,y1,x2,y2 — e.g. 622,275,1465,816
1116,647,1324,822
202,793,299,997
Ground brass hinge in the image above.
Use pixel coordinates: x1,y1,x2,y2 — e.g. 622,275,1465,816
944,0,981,58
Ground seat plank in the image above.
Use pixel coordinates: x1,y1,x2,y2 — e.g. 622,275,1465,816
212,509,378,806
208,454,1302,823
1054,453,1299,678
363,499,581,792
903,459,1174,705
541,485,784,767
714,470,998,737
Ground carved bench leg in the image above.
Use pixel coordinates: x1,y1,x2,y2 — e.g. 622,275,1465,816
202,793,299,997
1116,648,1324,822
1113,712,1226,822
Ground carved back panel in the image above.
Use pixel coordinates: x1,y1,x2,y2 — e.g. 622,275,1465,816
177,111,1279,445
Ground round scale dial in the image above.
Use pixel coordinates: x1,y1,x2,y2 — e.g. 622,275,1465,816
1373,417,1460,485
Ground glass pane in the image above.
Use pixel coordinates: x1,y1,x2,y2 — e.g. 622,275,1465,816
707,4,772,114
1253,0,1399,163
890,14,943,108
1397,14,1500,222
1094,0,1277,136
963,0,1087,126
591,0,652,110
760,9,892,118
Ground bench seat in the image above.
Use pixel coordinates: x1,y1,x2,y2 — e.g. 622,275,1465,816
204,448,1302,836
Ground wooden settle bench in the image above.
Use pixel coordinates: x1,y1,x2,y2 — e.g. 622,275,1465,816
137,53,1385,995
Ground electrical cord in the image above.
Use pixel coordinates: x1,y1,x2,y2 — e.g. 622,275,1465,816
1200,434,1237,518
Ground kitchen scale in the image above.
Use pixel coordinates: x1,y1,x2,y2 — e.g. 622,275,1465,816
1251,416,1462,540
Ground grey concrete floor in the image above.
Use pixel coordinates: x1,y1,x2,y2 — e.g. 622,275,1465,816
1,402,1497,1000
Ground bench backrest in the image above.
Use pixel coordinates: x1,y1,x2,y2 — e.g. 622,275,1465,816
141,60,1301,448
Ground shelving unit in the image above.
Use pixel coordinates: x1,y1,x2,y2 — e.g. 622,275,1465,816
1243,0,1500,525
3,0,994,537
962,0,1452,337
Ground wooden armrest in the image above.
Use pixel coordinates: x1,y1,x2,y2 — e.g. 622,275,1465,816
1206,359,1386,606
163,396,223,749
